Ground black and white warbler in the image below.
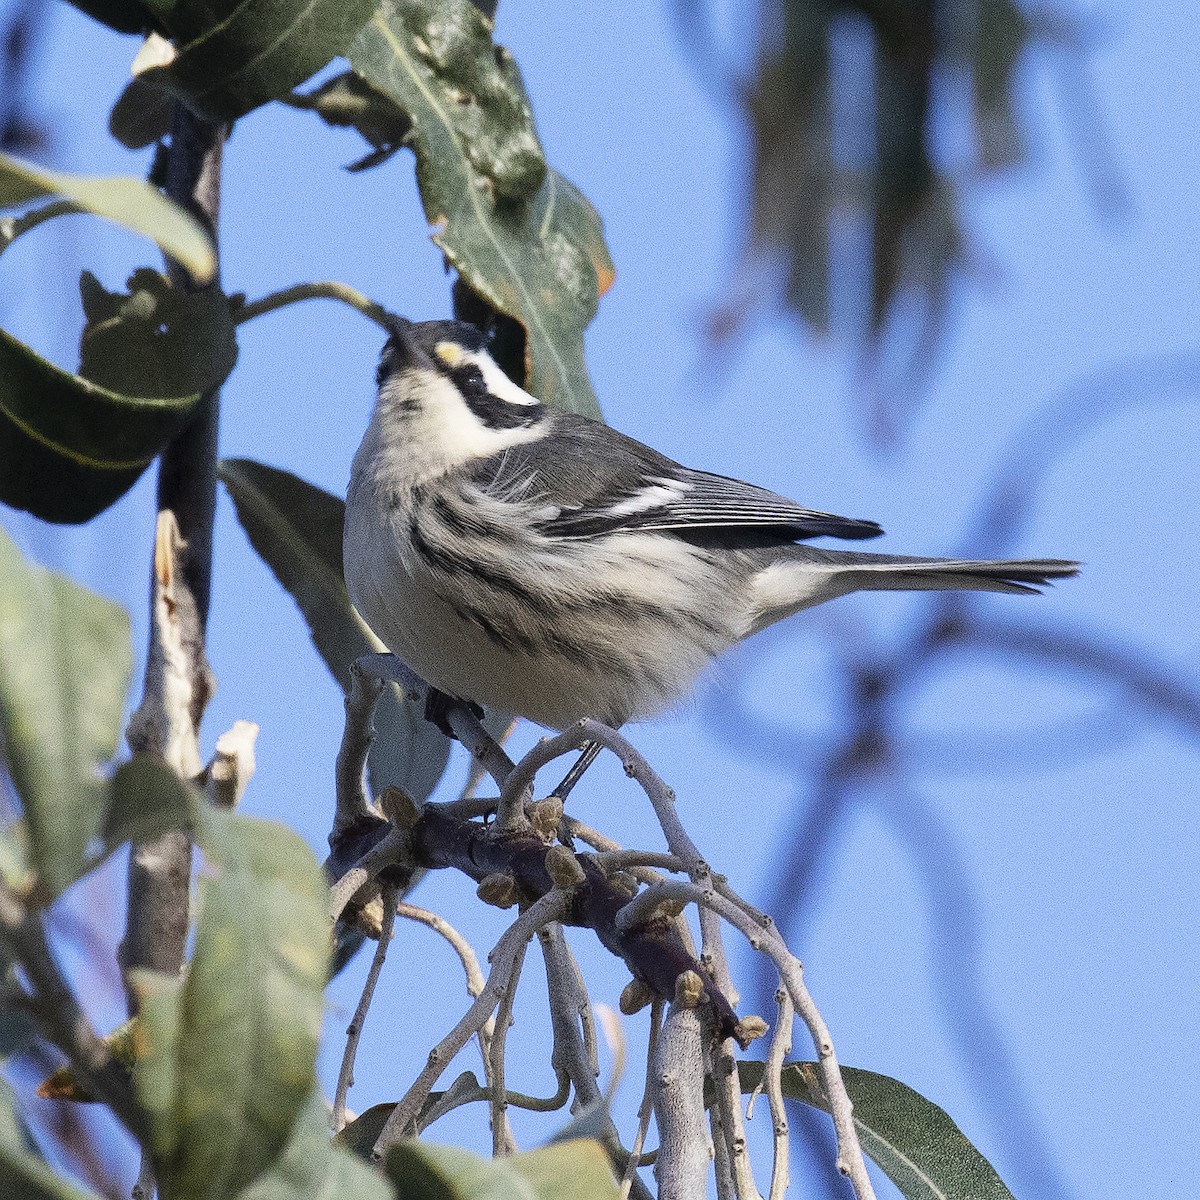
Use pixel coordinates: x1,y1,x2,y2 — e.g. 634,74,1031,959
344,319,1078,730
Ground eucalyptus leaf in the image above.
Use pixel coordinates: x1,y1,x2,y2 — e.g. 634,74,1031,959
0,150,214,281
236,1088,393,1200
103,756,196,856
133,810,330,1199
138,0,379,122
0,323,201,523
738,1060,1016,1200
382,1138,619,1200
348,0,612,416
78,268,238,398
62,0,154,36
218,458,454,804
0,528,131,899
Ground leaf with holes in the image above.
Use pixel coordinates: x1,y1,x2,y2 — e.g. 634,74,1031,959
348,0,612,417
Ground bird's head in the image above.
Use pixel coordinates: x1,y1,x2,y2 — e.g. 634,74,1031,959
375,320,547,469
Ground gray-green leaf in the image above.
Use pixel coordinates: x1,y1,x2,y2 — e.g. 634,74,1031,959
134,809,330,1199
348,0,612,417
740,1060,1016,1200
139,0,380,122
236,1088,394,1200
0,527,131,899
0,150,214,281
382,1138,619,1200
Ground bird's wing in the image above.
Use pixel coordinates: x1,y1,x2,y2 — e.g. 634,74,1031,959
469,413,883,542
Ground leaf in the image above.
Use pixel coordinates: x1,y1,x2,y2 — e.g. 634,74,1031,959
739,1060,1016,1200
0,150,214,281
63,0,154,36
133,809,330,1199
103,756,196,857
236,1088,393,1200
139,0,380,123
79,268,238,398
0,527,132,898
348,0,613,417
382,1139,619,1200
218,458,453,804
0,950,36,1060
0,324,201,524
283,72,412,172
0,1077,100,1199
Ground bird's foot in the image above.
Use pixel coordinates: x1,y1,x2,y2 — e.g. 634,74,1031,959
423,688,484,740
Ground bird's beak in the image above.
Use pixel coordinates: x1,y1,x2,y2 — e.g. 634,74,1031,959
378,317,421,381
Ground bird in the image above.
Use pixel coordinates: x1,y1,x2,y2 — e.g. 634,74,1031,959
344,318,1078,733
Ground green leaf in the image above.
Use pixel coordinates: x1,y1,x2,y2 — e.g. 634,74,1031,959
236,1088,393,1200
0,1077,100,1199
79,268,238,398
0,949,36,1060
383,1139,619,1200
218,458,453,804
139,0,380,123
0,324,201,524
134,810,330,1199
283,72,412,172
741,1060,1016,1200
0,151,214,281
348,0,612,417
103,757,196,856
0,528,131,899
63,0,154,36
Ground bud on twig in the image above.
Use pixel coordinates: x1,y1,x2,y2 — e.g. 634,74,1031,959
673,970,705,1009
620,978,656,1015
477,873,520,909
379,785,421,829
545,844,586,889
527,796,564,842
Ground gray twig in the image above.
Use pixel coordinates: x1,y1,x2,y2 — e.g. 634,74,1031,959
620,998,663,1200
371,890,571,1160
653,1000,711,1200
334,885,397,1131
333,662,383,838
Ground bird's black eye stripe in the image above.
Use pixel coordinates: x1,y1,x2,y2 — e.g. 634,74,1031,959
450,363,488,400
447,360,543,430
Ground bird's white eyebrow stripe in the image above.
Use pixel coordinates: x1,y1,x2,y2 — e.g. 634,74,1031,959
606,478,691,517
469,352,540,406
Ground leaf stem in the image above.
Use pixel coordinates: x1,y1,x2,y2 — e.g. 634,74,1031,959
233,281,398,332
0,198,84,252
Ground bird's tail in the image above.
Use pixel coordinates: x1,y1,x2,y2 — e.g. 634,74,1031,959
748,547,1080,633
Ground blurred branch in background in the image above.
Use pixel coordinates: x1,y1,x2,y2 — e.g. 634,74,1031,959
705,352,1200,1199
0,0,50,155
684,0,1124,442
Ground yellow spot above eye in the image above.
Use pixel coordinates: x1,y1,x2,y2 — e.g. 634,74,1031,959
435,342,464,368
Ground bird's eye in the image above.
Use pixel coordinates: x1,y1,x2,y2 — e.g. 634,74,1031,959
453,364,488,400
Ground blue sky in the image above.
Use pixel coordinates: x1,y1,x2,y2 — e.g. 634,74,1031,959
4,2,1199,1198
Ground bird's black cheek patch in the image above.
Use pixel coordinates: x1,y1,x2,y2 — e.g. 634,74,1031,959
461,389,546,430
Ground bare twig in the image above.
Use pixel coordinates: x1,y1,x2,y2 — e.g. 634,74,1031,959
761,989,793,1200
200,720,259,809
488,931,527,1156
620,998,663,1200
122,105,226,1014
371,890,571,1159
653,999,710,1200
233,280,397,331
334,885,397,1132
333,664,383,838
617,878,877,1200
328,827,409,923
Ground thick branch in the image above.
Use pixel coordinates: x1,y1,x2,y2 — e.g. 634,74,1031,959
122,105,226,1003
